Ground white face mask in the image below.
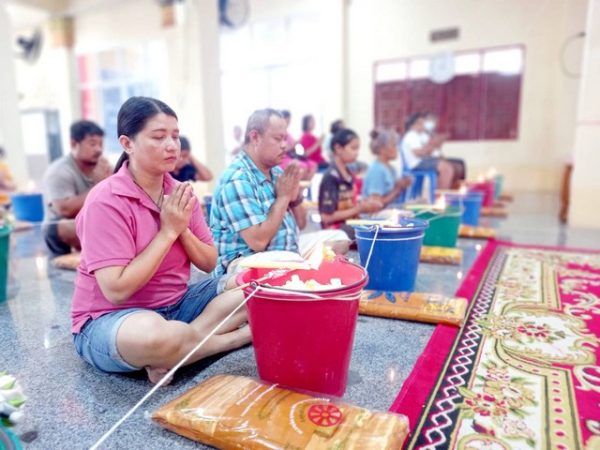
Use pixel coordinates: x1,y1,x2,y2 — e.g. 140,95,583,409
424,120,436,132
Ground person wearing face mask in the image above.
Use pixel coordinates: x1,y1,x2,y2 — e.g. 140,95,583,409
421,113,465,184
400,113,455,190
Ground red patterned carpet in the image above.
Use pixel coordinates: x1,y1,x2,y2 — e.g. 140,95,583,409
391,240,600,450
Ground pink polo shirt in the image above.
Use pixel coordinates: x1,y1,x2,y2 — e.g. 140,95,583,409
71,163,213,333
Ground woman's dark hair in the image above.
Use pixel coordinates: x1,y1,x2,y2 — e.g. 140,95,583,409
330,128,359,152
404,112,426,132
301,114,314,132
280,110,291,120
114,97,178,173
179,136,191,151
329,119,345,135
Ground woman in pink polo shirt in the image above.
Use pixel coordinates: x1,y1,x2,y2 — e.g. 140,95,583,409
72,96,251,384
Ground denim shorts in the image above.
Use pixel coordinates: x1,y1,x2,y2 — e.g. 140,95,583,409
44,223,71,256
73,277,218,373
414,157,439,172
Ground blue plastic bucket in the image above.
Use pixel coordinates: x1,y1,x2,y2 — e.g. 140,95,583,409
9,193,44,222
445,192,483,226
354,218,428,292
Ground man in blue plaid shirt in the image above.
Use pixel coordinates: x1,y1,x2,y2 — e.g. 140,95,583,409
210,109,307,282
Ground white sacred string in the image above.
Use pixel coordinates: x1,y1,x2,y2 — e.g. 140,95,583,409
89,284,261,449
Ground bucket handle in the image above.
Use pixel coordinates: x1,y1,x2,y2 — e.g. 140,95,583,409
248,282,362,302
363,224,380,272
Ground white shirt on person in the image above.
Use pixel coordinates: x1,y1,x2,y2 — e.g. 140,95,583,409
401,130,430,170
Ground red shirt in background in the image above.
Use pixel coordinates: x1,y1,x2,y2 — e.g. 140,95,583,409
299,132,326,166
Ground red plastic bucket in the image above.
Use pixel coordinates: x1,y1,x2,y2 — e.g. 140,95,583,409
467,180,495,207
238,258,368,397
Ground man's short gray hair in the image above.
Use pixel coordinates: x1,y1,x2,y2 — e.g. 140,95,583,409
244,108,283,145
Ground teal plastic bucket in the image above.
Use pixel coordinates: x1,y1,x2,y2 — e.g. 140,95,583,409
445,192,484,226
0,225,11,302
0,426,22,449
9,193,44,222
410,205,462,248
354,218,428,292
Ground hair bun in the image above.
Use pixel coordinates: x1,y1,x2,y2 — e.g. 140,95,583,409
369,129,379,140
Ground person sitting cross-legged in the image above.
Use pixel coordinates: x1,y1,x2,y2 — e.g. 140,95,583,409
71,97,251,385
211,108,349,291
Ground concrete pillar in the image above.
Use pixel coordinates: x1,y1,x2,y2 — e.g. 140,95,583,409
569,0,600,228
320,0,345,125
0,0,28,189
168,0,225,188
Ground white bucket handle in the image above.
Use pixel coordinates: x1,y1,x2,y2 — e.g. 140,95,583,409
248,282,363,302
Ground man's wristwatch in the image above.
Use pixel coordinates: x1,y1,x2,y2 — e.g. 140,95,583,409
289,194,304,208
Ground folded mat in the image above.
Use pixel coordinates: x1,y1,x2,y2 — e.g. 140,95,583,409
360,290,467,326
458,224,496,239
153,374,408,449
11,220,34,232
51,253,81,270
480,206,508,217
419,246,462,265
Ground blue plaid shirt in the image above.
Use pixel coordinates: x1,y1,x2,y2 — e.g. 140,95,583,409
210,151,299,276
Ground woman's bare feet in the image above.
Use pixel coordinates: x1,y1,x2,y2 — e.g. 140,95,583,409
145,367,174,385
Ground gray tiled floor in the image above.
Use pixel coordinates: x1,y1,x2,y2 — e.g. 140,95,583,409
1,193,599,449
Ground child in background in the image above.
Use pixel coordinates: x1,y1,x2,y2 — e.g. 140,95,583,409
362,129,411,206
170,136,213,182
318,129,382,239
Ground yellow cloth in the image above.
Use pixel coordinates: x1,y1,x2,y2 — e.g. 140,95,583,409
480,206,508,217
459,224,497,239
153,375,409,449
52,253,81,270
420,246,463,265
360,290,467,326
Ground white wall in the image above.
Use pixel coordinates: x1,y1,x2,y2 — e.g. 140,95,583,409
9,0,589,196
569,0,600,228
0,0,28,188
73,0,224,180
224,0,345,136
346,0,588,193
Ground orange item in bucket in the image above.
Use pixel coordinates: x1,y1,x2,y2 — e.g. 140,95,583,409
152,375,409,449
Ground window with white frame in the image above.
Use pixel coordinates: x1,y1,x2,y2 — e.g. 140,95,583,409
77,42,168,154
